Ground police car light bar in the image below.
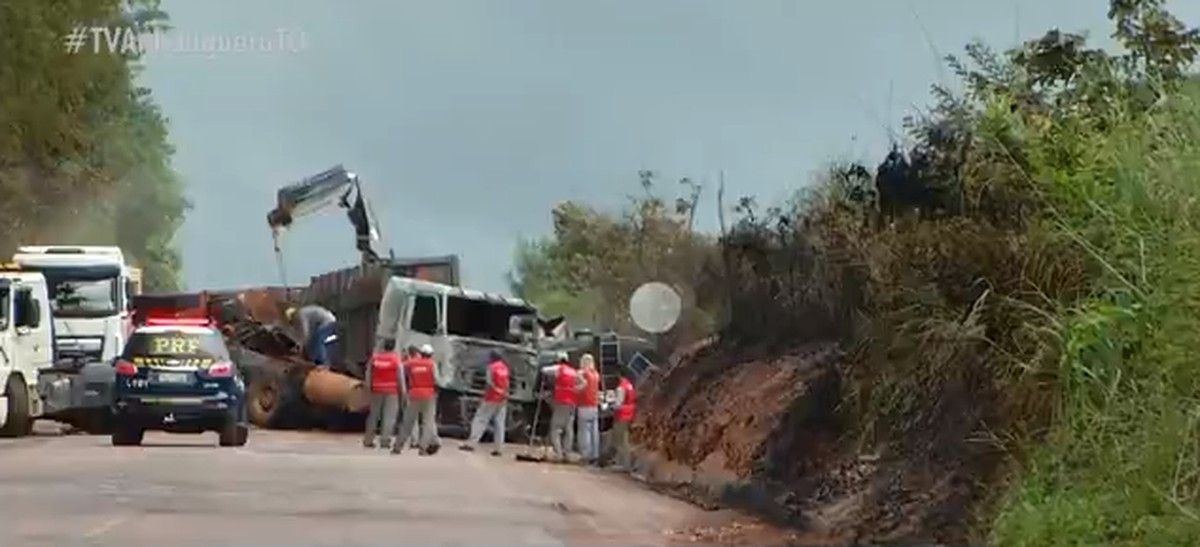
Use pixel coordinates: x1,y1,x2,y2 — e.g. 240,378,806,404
143,314,212,326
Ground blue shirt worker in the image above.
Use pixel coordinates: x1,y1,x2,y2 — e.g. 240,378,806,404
286,305,338,367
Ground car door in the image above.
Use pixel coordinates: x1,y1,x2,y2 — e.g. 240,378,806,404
13,284,52,370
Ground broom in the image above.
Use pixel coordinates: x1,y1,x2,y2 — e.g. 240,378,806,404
514,376,550,463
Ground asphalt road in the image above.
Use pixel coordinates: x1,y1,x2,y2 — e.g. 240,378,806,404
0,428,727,547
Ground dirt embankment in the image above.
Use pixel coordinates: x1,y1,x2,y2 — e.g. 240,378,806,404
631,341,995,545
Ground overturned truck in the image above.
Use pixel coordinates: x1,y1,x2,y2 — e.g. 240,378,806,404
305,257,543,437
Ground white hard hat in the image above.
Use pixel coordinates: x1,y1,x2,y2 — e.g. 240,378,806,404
418,343,434,356
555,351,569,362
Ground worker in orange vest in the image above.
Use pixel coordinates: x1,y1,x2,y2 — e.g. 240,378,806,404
393,343,441,456
575,354,602,465
363,339,401,450
395,344,423,449
609,369,637,469
460,350,510,456
540,351,583,462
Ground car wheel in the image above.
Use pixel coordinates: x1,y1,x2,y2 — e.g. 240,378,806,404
0,375,33,438
218,416,246,447
111,425,144,446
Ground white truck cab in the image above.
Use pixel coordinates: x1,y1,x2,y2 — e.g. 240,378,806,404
12,246,140,432
12,246,138,364
0,270,53,437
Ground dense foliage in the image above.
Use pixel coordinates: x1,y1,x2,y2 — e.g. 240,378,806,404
511,1,1200,543
0,0,187,290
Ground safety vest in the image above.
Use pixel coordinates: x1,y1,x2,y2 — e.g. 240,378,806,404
483,360,510,403
614,377,636,422
578,368,600,407
369,351,400,394
553,364,578,406
405,356,437,400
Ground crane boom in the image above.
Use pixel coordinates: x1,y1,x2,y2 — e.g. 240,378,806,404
266,164,382,268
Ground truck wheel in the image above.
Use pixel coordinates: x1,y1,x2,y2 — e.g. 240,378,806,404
0,375,33,438
504,405,533,444
111,425,144,446
247,371,287,428
218,417,248,447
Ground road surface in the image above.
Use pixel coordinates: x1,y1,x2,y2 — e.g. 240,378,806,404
0,428,756,546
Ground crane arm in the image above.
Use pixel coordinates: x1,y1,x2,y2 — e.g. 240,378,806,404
266,164,382,264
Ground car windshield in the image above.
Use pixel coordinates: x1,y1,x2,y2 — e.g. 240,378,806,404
122,330,231,362
49,277,119,318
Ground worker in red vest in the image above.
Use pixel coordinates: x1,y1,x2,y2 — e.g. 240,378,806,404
540,352,583,462
609,369,637,469
393,343,441,456
575,354,602,465
460,350,510,456
363,339,401,450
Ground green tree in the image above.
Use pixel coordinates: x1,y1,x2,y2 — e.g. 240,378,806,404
0,0,188,289
509,173,720,341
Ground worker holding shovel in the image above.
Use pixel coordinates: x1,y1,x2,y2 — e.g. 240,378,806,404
540,352,584,462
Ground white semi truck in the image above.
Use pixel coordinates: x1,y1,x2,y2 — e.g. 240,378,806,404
0,269,53,437
12,246,142,432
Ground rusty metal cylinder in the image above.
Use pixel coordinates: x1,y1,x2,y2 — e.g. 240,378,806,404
302,368,369,413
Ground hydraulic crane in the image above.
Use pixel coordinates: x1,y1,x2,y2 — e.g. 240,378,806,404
266,165,383,284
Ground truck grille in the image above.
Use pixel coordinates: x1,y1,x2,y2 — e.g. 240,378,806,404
447,339,537,399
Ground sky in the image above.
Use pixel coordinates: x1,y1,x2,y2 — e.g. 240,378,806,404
139,0,1200,294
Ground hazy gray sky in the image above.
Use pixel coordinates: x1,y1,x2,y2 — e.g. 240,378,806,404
140,0,1199,293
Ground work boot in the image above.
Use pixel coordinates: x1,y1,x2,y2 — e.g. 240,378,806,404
459,444,475,452
362,439,375,449
380,440,393,451
390,445,403,455
419,443,441,456
490,450,503,457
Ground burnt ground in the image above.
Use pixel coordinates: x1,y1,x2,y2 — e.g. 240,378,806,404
629,341,1001,545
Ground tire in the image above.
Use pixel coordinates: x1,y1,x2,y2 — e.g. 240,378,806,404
504,404,533,444
0,375,33,438
218,415,248,447
111,425,144,446
247,369,305,429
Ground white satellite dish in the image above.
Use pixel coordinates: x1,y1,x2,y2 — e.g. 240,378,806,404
629,282,682,334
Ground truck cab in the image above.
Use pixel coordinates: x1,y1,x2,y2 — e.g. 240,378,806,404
0,271,53,437
12,246,140,431
375,277,542,437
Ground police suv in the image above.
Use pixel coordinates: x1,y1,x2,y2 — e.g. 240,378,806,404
111,318,249,447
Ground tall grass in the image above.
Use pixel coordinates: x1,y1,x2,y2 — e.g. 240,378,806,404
991,88,1200,545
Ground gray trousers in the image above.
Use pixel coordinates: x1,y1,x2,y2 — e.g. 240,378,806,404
393,397,421,447
363,393,399,448
575,406,600,461
548,404,576,459
466,401,507,451
611,421,631,468
394,396,439,453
